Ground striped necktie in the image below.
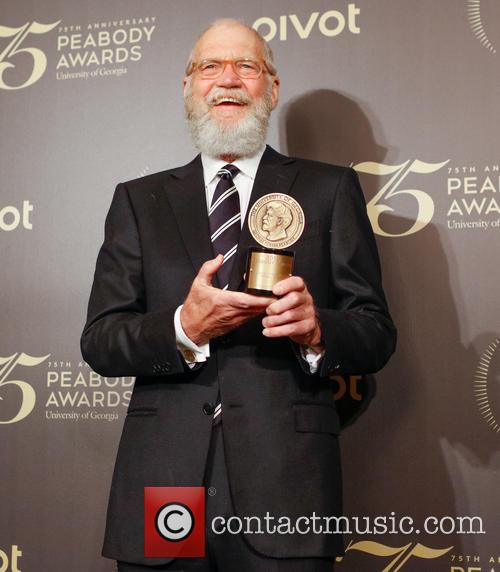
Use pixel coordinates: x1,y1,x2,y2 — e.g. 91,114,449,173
209,164,241,290
208,164,240,426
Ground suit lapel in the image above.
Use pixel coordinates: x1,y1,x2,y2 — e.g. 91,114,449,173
163,147,299,292
229,146,299,291
163,155,220,286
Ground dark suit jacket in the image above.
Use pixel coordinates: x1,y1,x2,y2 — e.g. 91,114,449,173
81,146,396,565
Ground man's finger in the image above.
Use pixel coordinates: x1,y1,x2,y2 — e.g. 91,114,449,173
272,276,306,297
262,320,309,338
197,255,224,286
226,290,274,309
266,290,305,315
262,308,306,328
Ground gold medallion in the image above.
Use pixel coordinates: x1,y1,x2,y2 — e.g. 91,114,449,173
248,193,305,249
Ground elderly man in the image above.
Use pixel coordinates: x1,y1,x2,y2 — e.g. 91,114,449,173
81,18,396,572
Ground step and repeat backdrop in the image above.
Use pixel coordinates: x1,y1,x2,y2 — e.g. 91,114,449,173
1,1,499,570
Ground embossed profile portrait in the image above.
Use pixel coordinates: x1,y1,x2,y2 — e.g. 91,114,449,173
261,201,293,241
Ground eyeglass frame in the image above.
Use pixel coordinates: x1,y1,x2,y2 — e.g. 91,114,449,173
186,58,275,79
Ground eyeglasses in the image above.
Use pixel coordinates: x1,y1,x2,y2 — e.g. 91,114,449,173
188,58,270,79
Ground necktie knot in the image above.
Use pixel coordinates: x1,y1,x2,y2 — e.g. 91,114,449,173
217,164,239,180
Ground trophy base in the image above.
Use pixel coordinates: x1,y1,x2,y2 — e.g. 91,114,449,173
245,247,294,297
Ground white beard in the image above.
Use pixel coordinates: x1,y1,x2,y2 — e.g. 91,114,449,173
184,84,273,159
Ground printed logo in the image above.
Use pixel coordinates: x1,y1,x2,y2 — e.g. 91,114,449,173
450,551,500,571
447,164,500,230
156,503,195,542
332,374,363,401
354,160,449,237
0,353,133,424
0,353,49,424
145,487,205,557
474,337,500,434
253,4,360,42
0,21,60,90
55,17,156,82
337,540,452,570
0,200,33,232
45,358,133,422
0,545,23,571
467,0,500,54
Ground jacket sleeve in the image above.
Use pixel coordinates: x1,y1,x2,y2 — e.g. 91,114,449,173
80,183,186,377
307,167,397,377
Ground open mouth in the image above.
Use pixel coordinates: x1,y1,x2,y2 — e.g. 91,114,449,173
212,97,247,107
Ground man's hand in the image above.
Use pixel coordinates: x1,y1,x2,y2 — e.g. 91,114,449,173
180,255,273,346
262,276,323,352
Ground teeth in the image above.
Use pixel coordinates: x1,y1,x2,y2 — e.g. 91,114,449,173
216,97,242,104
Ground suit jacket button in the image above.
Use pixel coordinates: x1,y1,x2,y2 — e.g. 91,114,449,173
203,402,215,415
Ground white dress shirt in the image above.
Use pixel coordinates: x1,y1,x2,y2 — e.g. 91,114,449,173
174,148,324,374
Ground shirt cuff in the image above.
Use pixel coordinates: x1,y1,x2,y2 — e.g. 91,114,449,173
174,305,210,366
300,345,325,374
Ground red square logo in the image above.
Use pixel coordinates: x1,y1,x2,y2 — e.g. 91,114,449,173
144,487,205,557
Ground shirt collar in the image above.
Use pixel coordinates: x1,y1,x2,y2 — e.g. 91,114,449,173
201,146,266,185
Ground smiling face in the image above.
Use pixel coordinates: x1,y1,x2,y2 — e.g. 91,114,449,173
183,21,280,160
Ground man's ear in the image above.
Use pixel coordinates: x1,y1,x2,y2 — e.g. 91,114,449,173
270,76,280,110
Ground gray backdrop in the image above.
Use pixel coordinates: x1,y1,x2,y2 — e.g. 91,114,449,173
1,1,499,570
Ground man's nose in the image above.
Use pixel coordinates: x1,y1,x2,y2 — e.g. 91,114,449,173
216,63,243,87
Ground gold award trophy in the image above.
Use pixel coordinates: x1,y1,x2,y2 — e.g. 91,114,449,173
246,193,305,296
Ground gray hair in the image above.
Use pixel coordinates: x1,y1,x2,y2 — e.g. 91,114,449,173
184,18,277,77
